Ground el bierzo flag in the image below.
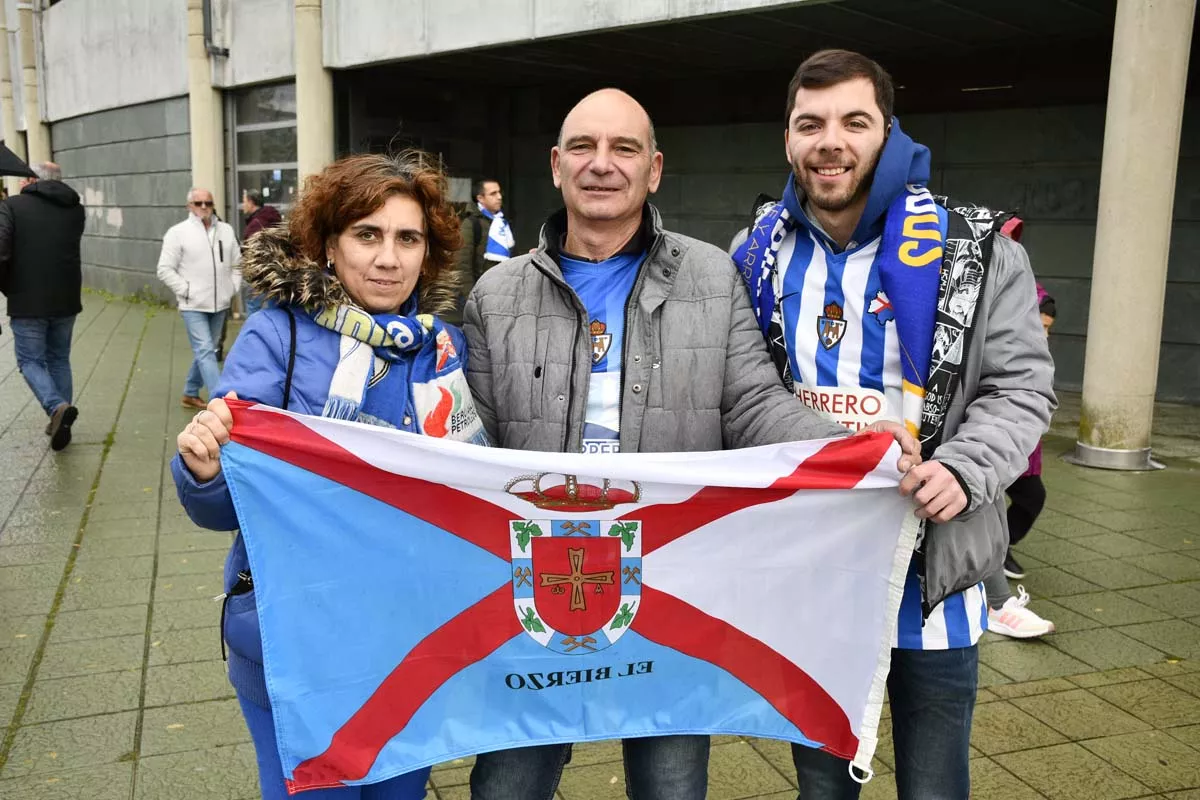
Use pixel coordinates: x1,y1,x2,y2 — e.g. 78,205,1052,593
219,400,918,793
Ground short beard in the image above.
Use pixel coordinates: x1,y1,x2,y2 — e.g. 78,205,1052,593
792,147,882,213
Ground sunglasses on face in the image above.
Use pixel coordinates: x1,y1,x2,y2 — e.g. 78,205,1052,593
191,200,214,208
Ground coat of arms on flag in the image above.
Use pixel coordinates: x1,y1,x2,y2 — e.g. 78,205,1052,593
219,401,917,793
508,474,643,654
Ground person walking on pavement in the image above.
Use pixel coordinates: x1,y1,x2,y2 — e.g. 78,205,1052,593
240,190,282,316
157,188,241,410
0,161,86,450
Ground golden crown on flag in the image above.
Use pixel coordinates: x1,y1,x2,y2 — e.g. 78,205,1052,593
504,473,641,511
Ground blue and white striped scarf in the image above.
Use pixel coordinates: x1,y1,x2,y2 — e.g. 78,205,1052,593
479,204,514,262
732,178,939,443
732,177,1003,459
311,302,436,425
308,296,490,446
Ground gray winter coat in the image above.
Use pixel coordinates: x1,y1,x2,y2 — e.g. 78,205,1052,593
920,233,1056,610
463,206,847,453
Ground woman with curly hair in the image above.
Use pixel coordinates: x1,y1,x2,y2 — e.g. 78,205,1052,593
169,151,488,799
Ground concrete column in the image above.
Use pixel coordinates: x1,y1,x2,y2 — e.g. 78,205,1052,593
1072,0,1196,471
0,3,24,197
16,3,49,165
186,0,225,213
294,0,334,180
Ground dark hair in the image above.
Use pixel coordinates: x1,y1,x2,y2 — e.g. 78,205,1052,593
1040,296,1057,318
244,190,264,208
289,150,462,292
785,49,895,125
472,179,498,200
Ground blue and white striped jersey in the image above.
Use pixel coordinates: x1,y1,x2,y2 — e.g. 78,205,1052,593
561,251,643,455
773,219,987,651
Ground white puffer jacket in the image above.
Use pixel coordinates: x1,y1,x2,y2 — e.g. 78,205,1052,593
156,214,241,312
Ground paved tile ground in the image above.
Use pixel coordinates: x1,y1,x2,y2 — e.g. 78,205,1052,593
3,293,1200,799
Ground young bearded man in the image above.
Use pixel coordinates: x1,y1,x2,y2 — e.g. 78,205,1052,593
731,50,1056,799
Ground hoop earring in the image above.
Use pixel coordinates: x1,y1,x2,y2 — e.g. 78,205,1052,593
326,258,334,272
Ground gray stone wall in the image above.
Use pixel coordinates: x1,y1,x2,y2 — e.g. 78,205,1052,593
52,97,192,303
507,101,1200,403
42,0,187,122
913,103,1199,405
324,0,809,69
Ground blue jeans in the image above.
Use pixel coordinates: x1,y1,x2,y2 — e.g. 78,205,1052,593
180,309,227,397
470,736,709,800
238,693,429,800
792,645,978,800
11,315,75,415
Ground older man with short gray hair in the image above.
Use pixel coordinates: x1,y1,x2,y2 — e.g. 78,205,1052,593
157,188,241,409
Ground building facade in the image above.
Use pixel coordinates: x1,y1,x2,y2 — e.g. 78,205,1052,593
3,0,1196,460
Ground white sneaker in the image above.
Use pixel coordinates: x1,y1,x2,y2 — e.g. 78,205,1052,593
988,586,1056,639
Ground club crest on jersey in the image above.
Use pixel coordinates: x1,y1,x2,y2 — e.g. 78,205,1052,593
868,290,895,326
818,302,847,350
590,320,612,364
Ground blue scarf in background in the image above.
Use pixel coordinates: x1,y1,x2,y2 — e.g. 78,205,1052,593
480,204,514,262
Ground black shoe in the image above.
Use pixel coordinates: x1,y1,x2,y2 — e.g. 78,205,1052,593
1003,551,1026,580
49,403,78,451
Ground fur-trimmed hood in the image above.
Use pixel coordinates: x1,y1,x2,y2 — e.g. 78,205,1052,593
240,227,458,315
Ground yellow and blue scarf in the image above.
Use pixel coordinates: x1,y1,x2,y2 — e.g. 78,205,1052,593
310,297,489,446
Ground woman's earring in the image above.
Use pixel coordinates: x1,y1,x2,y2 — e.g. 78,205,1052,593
326,258,334,272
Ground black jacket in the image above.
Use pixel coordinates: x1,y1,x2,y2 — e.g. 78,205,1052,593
455,206,508,300
0,180,86,318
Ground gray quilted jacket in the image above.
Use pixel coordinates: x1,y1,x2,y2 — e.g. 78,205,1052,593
463,205,846,453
